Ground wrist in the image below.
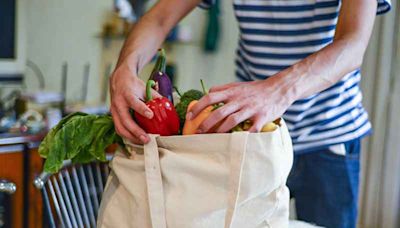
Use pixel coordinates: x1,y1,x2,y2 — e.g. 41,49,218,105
263,70,300,106
118,51,142,77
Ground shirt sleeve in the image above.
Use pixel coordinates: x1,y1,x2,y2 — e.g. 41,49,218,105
198,0,215,9
377,0,391,15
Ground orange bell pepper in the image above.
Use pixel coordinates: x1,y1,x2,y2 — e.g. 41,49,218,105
182,100,213,135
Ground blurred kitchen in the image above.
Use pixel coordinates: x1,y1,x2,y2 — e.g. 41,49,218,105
0,0,399,227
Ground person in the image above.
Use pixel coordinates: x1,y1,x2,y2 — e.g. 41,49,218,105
109,0,391,227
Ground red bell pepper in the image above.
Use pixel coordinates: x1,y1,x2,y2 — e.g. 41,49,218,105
134,80,180,136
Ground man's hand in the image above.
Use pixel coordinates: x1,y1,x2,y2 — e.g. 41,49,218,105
187,77,293,133
109,0,200,143
110,58,161,144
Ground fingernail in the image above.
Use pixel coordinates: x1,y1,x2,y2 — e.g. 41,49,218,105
145,111,153,119
186,112,193,120
140,135,148,143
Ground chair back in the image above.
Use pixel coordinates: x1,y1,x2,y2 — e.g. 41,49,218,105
34,155,112,228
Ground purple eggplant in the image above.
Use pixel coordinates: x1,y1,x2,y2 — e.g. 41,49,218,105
149,49,174,103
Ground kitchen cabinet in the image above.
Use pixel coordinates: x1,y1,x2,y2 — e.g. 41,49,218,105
0,144,24,228
0,134,44,228
26,145,43,228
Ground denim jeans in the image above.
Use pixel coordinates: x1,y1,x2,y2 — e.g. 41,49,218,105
287,139,361,228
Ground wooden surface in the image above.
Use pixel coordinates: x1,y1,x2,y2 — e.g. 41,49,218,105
27,147,43,228
0,148,24,228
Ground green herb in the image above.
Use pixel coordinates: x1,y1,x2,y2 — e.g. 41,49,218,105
39,113,122,173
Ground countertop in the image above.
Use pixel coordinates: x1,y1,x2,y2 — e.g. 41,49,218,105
0,132,46,146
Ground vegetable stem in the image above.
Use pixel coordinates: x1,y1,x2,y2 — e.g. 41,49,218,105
149,48,167,77
174,86,182,97
159,48,166,73
146,80,156,102
200,79,208,95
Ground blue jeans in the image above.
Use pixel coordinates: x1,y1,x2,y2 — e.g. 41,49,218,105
287,139,361,228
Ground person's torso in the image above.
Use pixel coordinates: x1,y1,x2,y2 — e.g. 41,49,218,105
232,0,371,153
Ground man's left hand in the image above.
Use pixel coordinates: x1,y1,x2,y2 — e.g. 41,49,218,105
187,77,294,133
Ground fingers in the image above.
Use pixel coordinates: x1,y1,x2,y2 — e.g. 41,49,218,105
209,82,241,93
112,110,142,144
116,104,150,144
124,93,154,119
248,115,267,133
197,103,240,133
151,89,162,99
216,110,253,133
188,92,227,119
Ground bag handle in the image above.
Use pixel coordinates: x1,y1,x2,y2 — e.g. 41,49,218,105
144,134,167,228
224,131,249,228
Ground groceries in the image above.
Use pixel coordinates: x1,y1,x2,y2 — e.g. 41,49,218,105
174,89,204,128
148,49,174,102
178,79,281,135
39,49,282,173
182,100,213,135
38,112,121,173
134,80,180,136
231,119,281,132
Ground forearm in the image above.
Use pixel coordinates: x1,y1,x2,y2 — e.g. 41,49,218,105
117,0,200,74
274,38,367,102
271,0,377,103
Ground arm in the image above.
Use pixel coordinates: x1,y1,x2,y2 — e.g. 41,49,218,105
110,0,201,143
276,0,377,100
190,0,378,133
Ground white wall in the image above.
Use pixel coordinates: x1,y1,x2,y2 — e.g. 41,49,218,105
25,0,112,103
24,0,238,104
168,2,239,91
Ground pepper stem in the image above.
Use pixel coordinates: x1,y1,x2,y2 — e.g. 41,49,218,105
200,79,208,95
146,80,156,102
159,48,166,73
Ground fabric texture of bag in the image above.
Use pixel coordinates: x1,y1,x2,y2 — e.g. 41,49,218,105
97,120,293,228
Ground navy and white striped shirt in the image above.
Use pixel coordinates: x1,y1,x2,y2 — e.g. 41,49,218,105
201,0,391,153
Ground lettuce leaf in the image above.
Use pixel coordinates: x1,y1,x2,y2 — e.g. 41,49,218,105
39,113,122,173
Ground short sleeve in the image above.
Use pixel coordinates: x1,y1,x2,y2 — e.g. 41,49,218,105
198,0,215,9
377,0,391,15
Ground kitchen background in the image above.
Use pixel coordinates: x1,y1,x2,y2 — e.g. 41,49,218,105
0,0,399,227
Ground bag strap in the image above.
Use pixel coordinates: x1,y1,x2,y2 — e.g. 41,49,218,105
224,131,249,228
144,134,167,228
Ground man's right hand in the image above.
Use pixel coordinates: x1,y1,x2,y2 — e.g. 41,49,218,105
110,58,161,144
109,0,201,143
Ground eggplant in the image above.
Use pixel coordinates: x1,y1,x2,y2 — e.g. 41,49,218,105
149,49,174,103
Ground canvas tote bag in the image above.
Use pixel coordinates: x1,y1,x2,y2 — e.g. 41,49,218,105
97,119,293,228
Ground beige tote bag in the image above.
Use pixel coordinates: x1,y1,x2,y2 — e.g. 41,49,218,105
97,120,293,228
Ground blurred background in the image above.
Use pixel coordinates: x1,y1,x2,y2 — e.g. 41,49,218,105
0,0,399,227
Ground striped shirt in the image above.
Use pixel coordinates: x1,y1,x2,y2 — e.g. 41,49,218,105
201,0,391,153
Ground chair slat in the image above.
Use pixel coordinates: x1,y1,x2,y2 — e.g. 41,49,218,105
51,177,71,228
71,166,91,227
58,173,78,228
41,186,56,228
63,170,84,228
86,164,100,215
79,165,97,227
95,163,104,201
47,180,65,228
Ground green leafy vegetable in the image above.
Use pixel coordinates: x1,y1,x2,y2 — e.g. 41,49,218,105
39,113,122,173
175,89,204,127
